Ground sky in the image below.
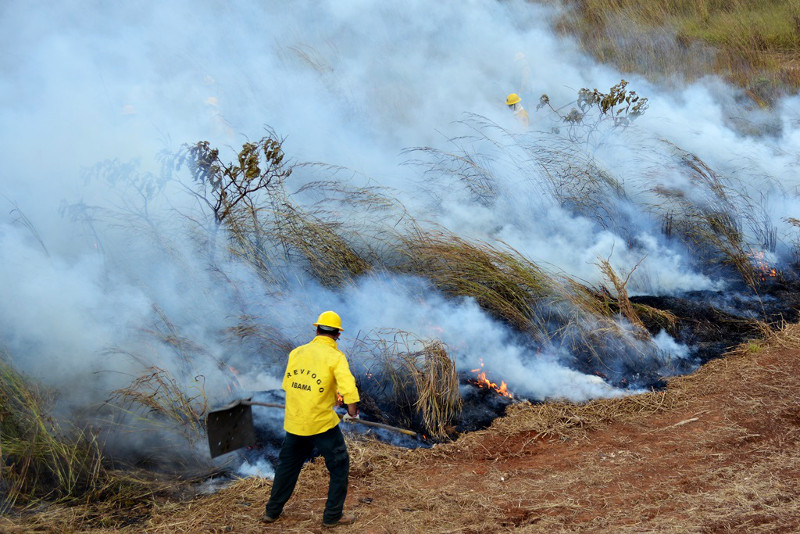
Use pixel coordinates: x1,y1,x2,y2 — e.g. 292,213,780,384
2,0,800,460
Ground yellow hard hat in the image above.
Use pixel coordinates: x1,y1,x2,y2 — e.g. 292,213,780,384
506,93,521,106
313,310,343,331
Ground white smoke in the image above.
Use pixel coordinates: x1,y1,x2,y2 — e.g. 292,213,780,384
237,457,275,480
1,0,798,459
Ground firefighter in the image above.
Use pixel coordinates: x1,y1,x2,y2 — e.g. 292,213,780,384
262,310,360,528
506,93,529,128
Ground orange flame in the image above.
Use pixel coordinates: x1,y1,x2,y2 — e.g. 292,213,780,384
469,360,513,398
749,250,778,281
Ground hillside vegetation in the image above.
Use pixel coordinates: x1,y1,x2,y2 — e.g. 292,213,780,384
548,0,800,102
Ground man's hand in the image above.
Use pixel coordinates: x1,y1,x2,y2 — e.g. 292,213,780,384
343,403,359,423
342,412,360,423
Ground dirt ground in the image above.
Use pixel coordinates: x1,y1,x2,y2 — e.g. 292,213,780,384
4,325,800,533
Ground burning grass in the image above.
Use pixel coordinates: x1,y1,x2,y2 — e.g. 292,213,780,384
7,8,800,530
25,118,798,527
175,126,789,363
111,322,800,533
5,322,800,532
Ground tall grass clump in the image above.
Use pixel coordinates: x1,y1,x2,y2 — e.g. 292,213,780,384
354,331,462,440
396,229,555,340
394,228,670,381
269,199,371,287
0,356,105,509
649,142,768,290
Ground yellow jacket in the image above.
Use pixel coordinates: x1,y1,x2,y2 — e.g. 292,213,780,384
514,106,529,128
282,335,360,436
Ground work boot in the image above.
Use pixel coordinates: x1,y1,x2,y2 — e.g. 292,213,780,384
322,513,356,528
260,512,279,524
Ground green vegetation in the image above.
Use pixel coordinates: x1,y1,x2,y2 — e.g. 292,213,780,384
178,134,291,227
539,79,649,132
549,0,800,99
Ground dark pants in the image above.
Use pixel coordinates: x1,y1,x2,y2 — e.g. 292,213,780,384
264,425,350,524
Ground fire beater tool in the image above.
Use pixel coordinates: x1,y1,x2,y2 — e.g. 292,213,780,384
206,398,417,458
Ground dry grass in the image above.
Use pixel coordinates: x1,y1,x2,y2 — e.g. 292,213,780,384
401,139,501,205
567,272,678,335
550,0,800,95
40,122,792,531
172,126,782,377
394,227,675,377
354,331,462,440
469,388,677,445
0,356,106,509
649,142,770,289
268,200,371,288
186,149,392,289
396,229,554,338
0,355,192,532
107,367,208,454
0,470,195,533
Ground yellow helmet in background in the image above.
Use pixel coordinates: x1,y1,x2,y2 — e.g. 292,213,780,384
506,93,521,106
314,310,343,331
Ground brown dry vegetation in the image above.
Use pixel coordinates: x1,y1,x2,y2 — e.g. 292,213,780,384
548,0,800,95
4,323,800,533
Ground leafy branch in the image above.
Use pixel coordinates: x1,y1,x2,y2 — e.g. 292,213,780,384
537,79,649,142
176,132,292,225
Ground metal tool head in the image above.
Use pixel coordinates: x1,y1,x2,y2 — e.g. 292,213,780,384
206,398,257,458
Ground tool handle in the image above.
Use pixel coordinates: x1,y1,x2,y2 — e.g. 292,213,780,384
243,401,286,409
244,401,417,437
344,417,417,436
